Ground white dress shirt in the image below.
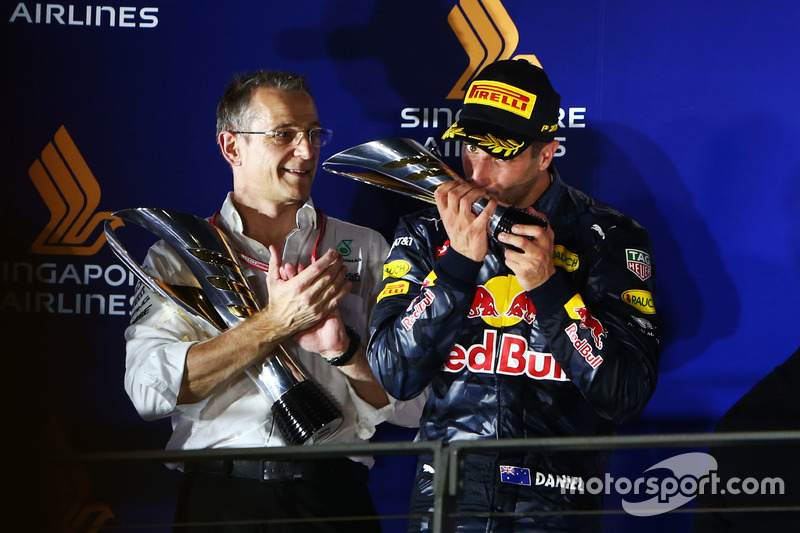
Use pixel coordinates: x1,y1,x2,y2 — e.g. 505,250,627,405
123,193,423,467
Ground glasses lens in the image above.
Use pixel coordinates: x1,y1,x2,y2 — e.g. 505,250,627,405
269,128,332,147
310,128,333,147
271,130,296,147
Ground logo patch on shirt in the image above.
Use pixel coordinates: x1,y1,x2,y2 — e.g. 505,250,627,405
467,275,536,328
500,465,532,485
401,290,435,330
377,280,409,301
383,260,411,279
622,289,655,314
626,249,651,281
553,245,579,272
336,239,353,256
444,331,569,382
564,294,605,368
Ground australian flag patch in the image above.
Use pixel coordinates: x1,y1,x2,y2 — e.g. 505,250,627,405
499,465,531,486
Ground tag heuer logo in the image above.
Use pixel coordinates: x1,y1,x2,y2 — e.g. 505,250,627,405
626,249,651,281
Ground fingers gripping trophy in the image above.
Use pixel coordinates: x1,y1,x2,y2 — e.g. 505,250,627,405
322,137,548,247
105,208,343,445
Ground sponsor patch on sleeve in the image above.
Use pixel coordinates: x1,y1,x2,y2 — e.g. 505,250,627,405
622,289,655,314
383,260,411,279
626,249,652,281
563,293,605,368
377,280,409,302
553,245,579,272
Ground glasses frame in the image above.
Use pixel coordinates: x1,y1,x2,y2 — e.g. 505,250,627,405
229,127,333,148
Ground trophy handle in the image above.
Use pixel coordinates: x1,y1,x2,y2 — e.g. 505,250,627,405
104,209,343,445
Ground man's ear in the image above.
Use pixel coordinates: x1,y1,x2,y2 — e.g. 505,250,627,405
219,131,242,166
538,140,560,171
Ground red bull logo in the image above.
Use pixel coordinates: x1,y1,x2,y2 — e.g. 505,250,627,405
445,330,569,382
468,286,501,319
563,294,605,369
573,306,606,349
468,275,536,327
401,289,436,330
507,291,537,324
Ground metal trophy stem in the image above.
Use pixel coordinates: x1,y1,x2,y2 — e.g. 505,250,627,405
105,208,343,445
322,138,547,242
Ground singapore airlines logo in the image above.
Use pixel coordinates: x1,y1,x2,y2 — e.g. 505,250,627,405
28,125,122,255
447,0,541,99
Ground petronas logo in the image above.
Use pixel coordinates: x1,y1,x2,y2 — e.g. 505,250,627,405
336,239,353,257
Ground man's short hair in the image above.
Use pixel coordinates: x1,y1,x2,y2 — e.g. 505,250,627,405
216,70,310,138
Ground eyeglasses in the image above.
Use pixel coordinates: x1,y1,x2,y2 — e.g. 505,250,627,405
230,127,333,148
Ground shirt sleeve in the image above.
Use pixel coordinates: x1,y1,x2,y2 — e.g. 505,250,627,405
123,241,215,420
528,221,660,425
348,224,430,428
367,214,482,401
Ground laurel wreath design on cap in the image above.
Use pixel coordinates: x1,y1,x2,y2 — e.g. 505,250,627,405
472,133,524,157
442,122,524,158
441,122,466,140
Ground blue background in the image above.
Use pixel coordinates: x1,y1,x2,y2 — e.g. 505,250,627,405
3,1,799,531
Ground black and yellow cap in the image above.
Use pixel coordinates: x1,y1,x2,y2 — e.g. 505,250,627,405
442,59,561,159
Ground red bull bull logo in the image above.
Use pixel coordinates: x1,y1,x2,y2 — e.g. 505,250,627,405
468,286,501,319
468,275,536,327
574,306,606,349
507,291,537,324
563,294,605,369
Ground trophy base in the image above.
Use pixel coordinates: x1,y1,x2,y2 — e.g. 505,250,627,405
272,380,344,445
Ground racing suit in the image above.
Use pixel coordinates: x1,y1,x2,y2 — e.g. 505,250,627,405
368,169,660,532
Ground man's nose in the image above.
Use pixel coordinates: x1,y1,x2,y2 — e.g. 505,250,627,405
293,132,314,158
466,154,492,188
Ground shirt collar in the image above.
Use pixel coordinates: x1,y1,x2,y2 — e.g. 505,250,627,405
218,193,318,233
532,165,564,218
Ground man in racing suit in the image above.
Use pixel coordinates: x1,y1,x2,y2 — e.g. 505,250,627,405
124,70,422,532
368,60,660,532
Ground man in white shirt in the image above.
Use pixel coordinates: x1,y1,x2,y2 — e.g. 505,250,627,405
124,70,421,532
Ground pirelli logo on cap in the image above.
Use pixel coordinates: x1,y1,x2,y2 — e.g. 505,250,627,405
465,80,536,119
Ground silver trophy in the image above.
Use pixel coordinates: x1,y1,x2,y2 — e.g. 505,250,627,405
322,138,547,244
104,208,343,445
